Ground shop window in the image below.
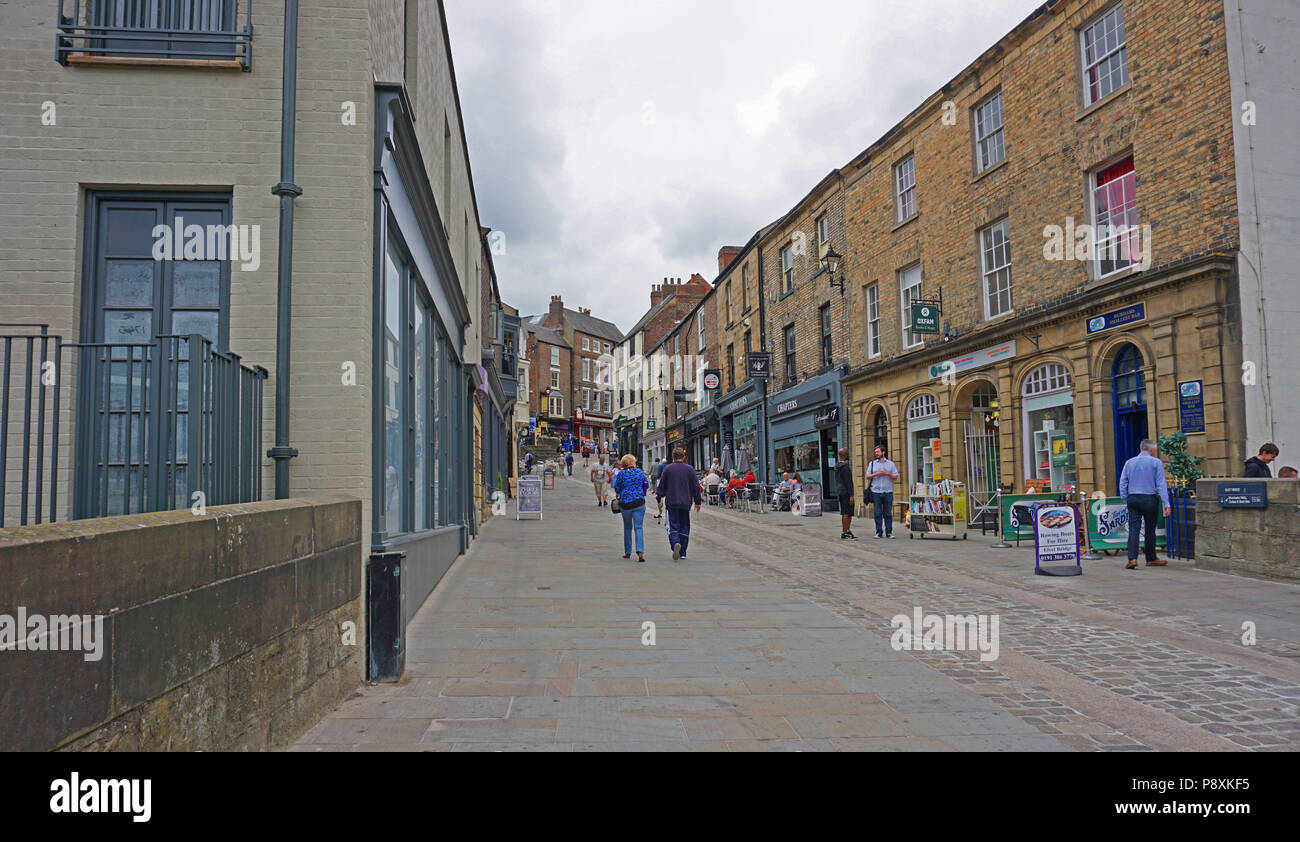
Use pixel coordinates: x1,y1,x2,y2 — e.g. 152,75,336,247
1022,363,1076,492
906,394,940,489
872,407,888,450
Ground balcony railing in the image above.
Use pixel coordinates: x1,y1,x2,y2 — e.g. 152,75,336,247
56,0,253,70
0,325,267,527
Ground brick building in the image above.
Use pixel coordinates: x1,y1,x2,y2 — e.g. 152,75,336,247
832,0,1291,524
524,321,572,437
537,295,622,449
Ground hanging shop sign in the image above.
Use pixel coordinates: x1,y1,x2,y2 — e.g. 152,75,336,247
646,420,657,431
911,302,940,334
770,388,830,417
1032,502,1082,576
516,476,542,519
667,427,684,442
747,352,772,380
813,405,840,429
1178,379,1206,434
1085,497,1166,551
1085,302,1146,335
703,369,721,391
929,340,1018,380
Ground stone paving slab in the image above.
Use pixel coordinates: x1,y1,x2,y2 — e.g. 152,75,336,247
295,471,1298,752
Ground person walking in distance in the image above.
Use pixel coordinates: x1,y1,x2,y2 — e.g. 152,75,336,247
835,449,857,540
1118,438,1171,569
865,445,900,538
582,445,591,468
564,450,574,476
656,447,702,561
611,455,649,562
590,454,612,507
650,457,666,520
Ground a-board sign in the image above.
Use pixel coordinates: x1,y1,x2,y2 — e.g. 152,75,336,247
799,481,822,516
517,476,542,519
1085,497,1166,551
1032,501,1082,576
542,468,555,489
1217,482,1267,508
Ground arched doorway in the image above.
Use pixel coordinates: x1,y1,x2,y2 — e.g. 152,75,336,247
963,382,1001,527
870,407,888,452
1112,344,1148,493
906,394,940,488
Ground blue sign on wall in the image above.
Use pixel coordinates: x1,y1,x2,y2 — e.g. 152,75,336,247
1179,380,1206,433
1086,302,1146,335
1217,482,1267,508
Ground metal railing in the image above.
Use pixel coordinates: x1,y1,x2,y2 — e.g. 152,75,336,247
56,0,253,70
1166,486,1196,559
1,326,267,527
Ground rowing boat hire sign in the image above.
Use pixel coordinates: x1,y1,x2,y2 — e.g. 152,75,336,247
1032,502,1081,569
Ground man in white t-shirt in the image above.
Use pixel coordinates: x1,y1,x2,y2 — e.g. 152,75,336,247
864,444,900,538
590,455,612,507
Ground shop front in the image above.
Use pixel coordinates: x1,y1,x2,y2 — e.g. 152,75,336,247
768,373,845,508
683,406,719,469
666,423,685,462
843,260,1244,507
716,380,766,481
573,408,614,452
614,414,640,461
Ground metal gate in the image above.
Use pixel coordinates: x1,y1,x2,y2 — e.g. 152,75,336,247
964,419,1000,529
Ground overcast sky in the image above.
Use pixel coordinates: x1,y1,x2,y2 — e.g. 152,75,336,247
445,0,1043,334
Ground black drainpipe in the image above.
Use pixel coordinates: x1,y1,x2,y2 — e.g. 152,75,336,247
268,0,302,498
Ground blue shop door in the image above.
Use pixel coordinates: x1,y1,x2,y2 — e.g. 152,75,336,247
1112,344,1148,494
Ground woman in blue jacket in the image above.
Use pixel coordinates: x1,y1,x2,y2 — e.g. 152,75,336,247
611,454,649,562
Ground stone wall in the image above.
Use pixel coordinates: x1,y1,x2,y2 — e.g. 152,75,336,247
1194,479,1300,581
0,496,362,751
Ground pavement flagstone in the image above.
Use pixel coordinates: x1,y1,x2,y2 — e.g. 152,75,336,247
294,471,1300,752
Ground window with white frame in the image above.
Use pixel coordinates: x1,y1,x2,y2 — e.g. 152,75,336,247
582,387,590,409
697,310,705,351
1091,156,1138,277
895,155,916,221
673,335,680,356
781,245,793,293
817,214,830,259
603,391,610,413
582,357,590,381
1081,4,1128,106
980,218,1013,318
726,280,733,323
582,337,590,351
741,264,749,311
604,343,611,354
907,394,938,420
1022,363,1072,396
974,91,1005,172
899,263,923,349
551,395,563,416
550,368,560,388
866,283,880,358
550,346,559,366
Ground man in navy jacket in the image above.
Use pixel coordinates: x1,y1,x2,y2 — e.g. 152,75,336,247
656,447,702,561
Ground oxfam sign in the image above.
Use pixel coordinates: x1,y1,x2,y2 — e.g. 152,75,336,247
911,303,939,334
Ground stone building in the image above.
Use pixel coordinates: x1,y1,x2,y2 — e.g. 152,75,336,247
0,1,497,639
832,0,1292,522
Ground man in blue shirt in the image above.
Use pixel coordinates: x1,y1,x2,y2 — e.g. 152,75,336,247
864,444,900,538
1118,438,1171,569
656,447,702,561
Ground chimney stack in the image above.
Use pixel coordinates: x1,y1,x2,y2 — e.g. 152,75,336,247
547,294,564,324
718,246,744,274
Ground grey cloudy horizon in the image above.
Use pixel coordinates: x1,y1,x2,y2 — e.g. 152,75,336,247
445,0,1045,334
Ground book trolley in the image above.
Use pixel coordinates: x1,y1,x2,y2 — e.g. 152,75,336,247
908,479,968,540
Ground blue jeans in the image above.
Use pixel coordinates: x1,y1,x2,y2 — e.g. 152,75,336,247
1126,494,1159,561
872,491,894,535
621,504,645,554
666,505,692,556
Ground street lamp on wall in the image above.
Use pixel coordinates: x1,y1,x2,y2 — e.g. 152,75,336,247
823,243,844,294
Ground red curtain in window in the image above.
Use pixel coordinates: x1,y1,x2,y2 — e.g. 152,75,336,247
1097,156,1135,186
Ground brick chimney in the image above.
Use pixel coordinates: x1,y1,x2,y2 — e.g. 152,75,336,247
650,278,670,308
718,246,744,273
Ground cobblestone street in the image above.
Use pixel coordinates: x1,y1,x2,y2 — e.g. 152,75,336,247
297,473,1300,751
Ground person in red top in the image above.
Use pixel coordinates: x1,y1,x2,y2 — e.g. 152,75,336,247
725,470,750,508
